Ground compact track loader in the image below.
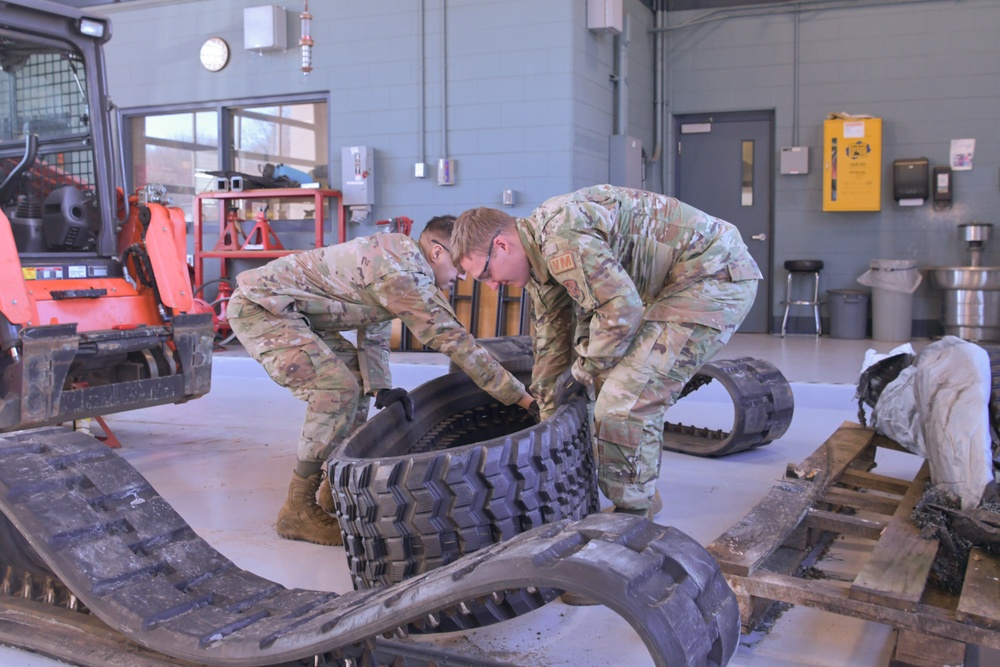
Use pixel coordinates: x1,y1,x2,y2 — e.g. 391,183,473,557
0,0,212,432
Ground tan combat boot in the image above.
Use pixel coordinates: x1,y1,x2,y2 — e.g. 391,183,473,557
598,489,664,519
276,471,343,546
317,473,336,514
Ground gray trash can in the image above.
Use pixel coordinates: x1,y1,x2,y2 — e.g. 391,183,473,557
857,259,922,341
827,290,869,339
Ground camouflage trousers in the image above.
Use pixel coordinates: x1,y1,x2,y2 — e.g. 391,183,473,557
592,279,758,510
227,290,371,463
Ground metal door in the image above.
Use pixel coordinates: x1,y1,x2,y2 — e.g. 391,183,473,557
674,111,773,333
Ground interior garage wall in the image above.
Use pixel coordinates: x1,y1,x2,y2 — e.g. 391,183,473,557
95,0,1000,337
662,0,1000,334
96,0,654,239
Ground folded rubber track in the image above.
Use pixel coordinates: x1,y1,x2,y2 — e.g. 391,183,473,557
663,356,794,457
0,426,739,667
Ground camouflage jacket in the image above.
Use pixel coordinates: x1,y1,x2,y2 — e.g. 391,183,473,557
518,185,762,410
233,233,526,404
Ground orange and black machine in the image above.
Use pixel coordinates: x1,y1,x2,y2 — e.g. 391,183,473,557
0,0,212,433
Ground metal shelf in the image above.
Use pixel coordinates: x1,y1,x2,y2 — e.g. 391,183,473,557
192,187,345,289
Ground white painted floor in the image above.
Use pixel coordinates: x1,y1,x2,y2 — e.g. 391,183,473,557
2,333,998,666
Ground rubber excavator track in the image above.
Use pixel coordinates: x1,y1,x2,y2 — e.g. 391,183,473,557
0,426,739,667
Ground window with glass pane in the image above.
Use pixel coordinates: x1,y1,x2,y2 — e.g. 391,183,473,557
231,102,328,220
126,99,327,224
129,110,218,220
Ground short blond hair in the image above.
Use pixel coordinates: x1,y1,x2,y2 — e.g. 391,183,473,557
450,207,517,267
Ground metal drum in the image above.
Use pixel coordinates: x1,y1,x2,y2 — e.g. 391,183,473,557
929,266,1000,341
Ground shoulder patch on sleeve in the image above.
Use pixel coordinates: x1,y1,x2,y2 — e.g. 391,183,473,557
563,279,582,301
550,252,576,274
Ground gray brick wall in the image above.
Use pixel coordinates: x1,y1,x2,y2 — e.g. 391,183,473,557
664,1,1000,331
99,0,1000,335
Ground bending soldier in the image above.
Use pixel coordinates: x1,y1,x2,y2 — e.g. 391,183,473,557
228,216,535,545
451,185,761,518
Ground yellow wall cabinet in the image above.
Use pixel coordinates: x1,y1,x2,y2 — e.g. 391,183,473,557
823,117,882,211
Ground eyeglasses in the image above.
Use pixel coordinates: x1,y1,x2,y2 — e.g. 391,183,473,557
432,240,451,254
477,230,501,281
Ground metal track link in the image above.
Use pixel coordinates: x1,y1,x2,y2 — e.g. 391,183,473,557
0,426,739,667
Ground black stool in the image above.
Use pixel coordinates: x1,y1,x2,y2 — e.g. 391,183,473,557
781,259,823,337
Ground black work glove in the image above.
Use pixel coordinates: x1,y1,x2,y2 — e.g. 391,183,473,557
553,368,586,407
375,387,415,421
526,399,541,424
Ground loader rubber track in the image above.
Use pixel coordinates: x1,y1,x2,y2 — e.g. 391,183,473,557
663,356,794,457
462,337,794,458
330,369,598,632
0,426,739,667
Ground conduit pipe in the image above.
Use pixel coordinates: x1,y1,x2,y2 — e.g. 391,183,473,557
613,14,630,136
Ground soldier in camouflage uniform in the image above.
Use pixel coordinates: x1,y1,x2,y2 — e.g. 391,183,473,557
451,185,761,518
228,216,536,546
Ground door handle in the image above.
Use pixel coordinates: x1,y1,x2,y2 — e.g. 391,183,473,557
751,233,766,241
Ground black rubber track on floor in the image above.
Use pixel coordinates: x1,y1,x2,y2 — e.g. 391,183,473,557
663,356,795,457
0,426,739,667
462,337,795,457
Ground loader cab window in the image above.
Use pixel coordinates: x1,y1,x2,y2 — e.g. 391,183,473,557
0,33,100,254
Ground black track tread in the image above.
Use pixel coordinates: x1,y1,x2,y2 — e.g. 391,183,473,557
0,426,738,667
331,374,598,631
467,338,795,459
663,356,795,457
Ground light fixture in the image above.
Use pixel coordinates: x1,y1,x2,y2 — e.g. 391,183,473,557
299,1,313,75
77,18,106,39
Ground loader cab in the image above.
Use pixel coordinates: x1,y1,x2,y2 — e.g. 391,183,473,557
0,5,119,262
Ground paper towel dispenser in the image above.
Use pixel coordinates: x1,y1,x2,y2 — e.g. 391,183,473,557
893,157,929,205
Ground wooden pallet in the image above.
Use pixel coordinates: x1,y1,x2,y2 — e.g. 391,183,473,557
707,421,1000,667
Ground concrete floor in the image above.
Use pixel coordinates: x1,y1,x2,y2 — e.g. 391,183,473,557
2,333,998,666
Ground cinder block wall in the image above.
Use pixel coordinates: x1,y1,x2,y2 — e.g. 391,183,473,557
101,0,652,234
99,0,1000,336
664,0,1000,334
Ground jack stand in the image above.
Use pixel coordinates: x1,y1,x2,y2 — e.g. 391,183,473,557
375,216,414,235
73,416,123,449
242,208,284,251
214,209,246,251
92,415,123,449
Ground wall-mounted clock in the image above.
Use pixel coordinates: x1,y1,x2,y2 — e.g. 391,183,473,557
199,37,230,72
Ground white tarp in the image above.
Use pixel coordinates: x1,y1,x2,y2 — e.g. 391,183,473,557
870,336,994,509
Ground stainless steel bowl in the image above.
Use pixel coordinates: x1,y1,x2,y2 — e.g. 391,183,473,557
959,222,993,244
929,266,1000,290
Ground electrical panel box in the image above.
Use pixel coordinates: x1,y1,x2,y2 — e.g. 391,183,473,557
244,5,287,52
587,0,623,35
609,135,642,190
341,146,374,206
780,146,809,174
437,158,456,186
893,157,929,205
